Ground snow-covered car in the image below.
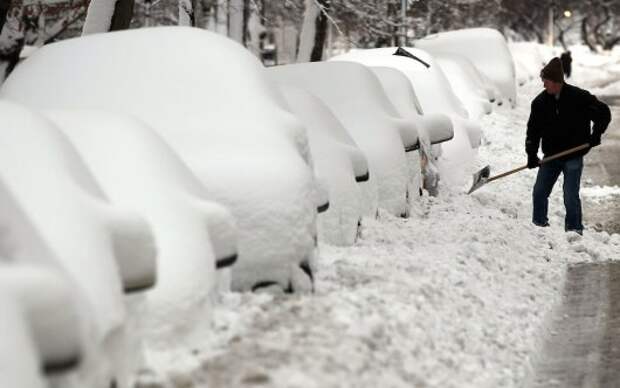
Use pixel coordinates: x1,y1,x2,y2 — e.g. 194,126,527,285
268,61,417,218
432,53,493,119
330,48,480,187
415,28,517,107
369,66,453,195
0,101,157,388
0,293,47,388
0,265,83,374
44,109,238,372
0,27,320,292
276,85,368,245
508,42,546,85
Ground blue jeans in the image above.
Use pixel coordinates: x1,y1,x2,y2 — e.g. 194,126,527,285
532,156,584,231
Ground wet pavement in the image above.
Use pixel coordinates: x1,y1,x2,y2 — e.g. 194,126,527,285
582,95,620,234
526,261,620,388
525,96,620,388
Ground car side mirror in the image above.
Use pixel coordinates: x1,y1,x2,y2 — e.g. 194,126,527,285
0,265,83,373
106,208,158,293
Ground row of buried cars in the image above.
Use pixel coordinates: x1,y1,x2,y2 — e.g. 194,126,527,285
0,26,516,387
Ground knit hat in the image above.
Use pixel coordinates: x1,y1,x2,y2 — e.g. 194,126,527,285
540,57,564,83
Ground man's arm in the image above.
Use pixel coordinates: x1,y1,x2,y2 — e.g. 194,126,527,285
526,100,542,155
585,92,611,146
525,100,542,168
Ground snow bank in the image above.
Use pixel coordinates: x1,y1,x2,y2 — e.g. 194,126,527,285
0,101,156,388
268,61,412,217
581,185,620,203
416,28,517,108
277,86,366,246
44,109,238,378
0,27,318,293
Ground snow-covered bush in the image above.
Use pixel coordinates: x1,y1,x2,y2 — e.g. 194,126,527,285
0,27,319,293
268,61,415,218
44,109,238,375
277,85,367,245
416,28,517,108
0,101,157,388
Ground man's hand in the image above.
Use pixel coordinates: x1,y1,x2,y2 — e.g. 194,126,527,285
590,133,601,148
527,154,540,169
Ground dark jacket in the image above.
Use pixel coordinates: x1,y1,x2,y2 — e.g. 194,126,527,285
526,83,611,158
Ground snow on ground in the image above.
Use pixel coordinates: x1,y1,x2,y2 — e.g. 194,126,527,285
141,49,620,388
581,185,620,203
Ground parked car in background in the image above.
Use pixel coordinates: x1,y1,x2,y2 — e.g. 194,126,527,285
0,292,47,388
268,61,416,218
415,28,517,108
44,109,238,378
0,27,321,293
0,101,157,388
0,265,83,373
432,53,493,119
508,42,547,85
369,66,453,196
276,85,368,245
330,48,480,187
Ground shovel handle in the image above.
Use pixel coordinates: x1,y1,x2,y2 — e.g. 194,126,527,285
487,143,590,183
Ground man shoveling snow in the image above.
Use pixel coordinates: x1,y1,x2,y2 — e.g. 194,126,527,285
526,57,611,234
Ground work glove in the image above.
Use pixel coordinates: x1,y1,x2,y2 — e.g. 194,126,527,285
590,133,601,148
527,154,540,169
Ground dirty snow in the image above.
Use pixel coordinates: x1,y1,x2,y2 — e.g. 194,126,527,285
132,48,620,388
581,185,620,203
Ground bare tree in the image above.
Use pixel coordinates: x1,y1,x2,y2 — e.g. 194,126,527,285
179,0,194,25
0,0,10,33
82,0,135,34
297,0,330,62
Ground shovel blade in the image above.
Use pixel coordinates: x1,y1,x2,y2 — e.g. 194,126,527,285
467,165,491,194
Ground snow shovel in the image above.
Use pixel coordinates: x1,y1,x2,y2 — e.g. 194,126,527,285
467,143,590,194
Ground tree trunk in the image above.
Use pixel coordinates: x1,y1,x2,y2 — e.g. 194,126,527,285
0,0,10,33
179,0,194,26
83,0,134,34
109,0,135,31
228,0,244,43
581,17,597,52
297,0,330,62
246,1,265,57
